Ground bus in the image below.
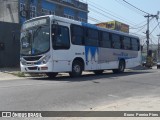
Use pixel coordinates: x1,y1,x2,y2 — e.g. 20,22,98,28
20,15,141,78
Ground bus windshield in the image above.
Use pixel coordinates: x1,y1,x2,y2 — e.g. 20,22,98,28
20,18,50,56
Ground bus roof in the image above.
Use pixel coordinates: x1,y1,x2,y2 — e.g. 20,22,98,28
25,15,139,39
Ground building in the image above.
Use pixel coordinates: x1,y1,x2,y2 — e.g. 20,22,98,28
96,21,129,33
0,0,88,24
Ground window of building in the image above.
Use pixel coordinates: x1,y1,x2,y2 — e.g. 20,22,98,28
42,8,48,15
100,32,111,48
30,5,36,18
78,3,85,9
52,25,70,50
78,17,87,22
131,38,139,51
71,25,84,45
20,3,25,11
50,11,55,15
112,34,121,49
20,3,26,17
42,9,55,15
85,28,99,46
64,8,75,20
123,37,131,50
78,12,87,22
61,0,73,4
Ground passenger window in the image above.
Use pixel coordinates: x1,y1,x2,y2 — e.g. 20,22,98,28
100,32,111,48
123,37,131,50
85,28,99,46
131,38,139,51
52,25,70,50
112,34,121,49
71,25,84,45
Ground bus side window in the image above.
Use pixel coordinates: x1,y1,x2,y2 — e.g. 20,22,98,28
123,37,131,50
71,24,84,45
52,25,70,50
131,38,139,51
100,31,111,48
112,34,121,49
120,36,124,49
85,28,99,46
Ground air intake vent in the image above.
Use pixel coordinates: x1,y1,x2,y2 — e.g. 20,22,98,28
23,56,42,61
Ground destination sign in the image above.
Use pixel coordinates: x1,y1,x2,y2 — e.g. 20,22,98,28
23,18,49,30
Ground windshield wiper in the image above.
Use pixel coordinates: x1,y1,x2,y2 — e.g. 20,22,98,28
33,26,42,41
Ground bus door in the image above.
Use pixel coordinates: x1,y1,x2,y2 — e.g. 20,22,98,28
51,23,72,72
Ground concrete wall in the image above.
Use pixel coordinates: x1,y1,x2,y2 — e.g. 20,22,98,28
0,0,19,23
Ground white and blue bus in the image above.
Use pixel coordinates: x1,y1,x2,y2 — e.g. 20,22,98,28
20,15,141,77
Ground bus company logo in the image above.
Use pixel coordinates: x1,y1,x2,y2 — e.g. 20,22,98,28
2,112,11,117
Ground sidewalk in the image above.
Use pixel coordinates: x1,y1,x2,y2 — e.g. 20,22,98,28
0,67,24,80
0,65,156,81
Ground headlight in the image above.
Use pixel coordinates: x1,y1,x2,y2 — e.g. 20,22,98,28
20,57,27,65
40,54,51,64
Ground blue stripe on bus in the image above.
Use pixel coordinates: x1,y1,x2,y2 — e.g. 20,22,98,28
81,22,98,29
85,46,98,65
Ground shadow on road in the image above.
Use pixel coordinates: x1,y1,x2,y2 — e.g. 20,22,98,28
29,70,152,82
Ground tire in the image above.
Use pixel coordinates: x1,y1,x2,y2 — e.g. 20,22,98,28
112,69,119,74
46,72,58,78
94,70,104,75
113,60,125,73
69,60,83,77
119,60,125,73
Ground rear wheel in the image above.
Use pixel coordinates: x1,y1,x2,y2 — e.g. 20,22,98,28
113,60,125,73
93,70,104,75
69,60,83,77
112,69,119,74
46,72,58,78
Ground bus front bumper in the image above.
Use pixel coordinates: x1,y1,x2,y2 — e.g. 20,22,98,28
20,62,53,73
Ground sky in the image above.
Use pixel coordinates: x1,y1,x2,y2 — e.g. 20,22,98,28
81,0,160,45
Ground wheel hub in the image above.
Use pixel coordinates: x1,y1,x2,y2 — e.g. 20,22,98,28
74,65,80,73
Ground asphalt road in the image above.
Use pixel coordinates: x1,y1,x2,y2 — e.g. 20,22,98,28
0,69,160,112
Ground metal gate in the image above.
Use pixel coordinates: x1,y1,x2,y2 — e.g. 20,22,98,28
0,21,21,67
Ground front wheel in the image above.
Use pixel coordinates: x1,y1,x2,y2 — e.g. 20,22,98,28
46,72,58,78
69,61,83,77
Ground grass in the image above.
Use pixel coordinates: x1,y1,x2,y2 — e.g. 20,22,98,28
11,72,25,77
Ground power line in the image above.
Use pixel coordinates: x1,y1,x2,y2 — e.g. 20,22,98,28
88,16,102,23
130,23,147,29
88,0,137,26
115,0,145,16
89,7,115,21
133,20,147,27
150,22,160,35
122,0,149,15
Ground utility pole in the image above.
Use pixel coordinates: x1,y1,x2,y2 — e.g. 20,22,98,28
25,0,31,20
144,14,150,56
144,14,158,55
144,12,159,67
158,35,160,61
